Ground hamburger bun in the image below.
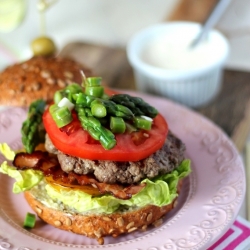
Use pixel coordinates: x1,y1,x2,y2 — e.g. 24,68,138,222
24,179,182,245
0,56,92,107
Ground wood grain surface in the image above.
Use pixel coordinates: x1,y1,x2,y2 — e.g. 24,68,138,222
59,42,250,152
167,0,219,23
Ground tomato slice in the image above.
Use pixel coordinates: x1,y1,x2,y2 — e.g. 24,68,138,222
43,108,168,161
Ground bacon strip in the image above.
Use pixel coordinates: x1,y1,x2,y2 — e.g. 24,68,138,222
13,151,146,200
13,151,59,175
67,173,146,199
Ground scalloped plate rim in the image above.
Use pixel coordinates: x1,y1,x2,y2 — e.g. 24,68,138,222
0,91,246,250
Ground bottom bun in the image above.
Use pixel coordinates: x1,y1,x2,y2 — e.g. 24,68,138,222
24,180,182,245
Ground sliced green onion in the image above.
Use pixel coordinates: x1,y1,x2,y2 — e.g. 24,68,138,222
85,95,96,106
54,90,65,104
84,77,104,97
65,83,83,94
23,212,36,228
85,77,102,87
72,93,79,102
140,115,153,122
91,103,107,118
50,74,160,151
54,84,83,104
134,116,152,130
75,93,88,106
50,105,73,128
58,97,75,111
110,117,126,133
85,86,104,97
49,104,58,113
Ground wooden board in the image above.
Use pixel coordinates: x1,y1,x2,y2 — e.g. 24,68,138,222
167,0,219,23
59,42,250,152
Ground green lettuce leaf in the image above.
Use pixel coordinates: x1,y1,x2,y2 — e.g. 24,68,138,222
45,159,191,214
0,162,43,193
0,143,15,160
0,140,191,213
0,143,43,193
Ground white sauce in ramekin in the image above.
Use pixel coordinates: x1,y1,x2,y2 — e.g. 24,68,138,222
141,33,224,70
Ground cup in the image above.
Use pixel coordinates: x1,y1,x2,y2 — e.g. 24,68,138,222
127,21,230,107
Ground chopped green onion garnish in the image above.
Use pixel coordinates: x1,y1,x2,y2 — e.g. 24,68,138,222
49,103,58,113
85,86,104,97
58,97,75,111
85,77,102,87
91,102,107,118
48,74,160,150
75,93,88,106
86,95,96,106
110,117,126,133
23,212,36,228
65,83,83,94
140,115,153,122
50,105,73,128
54,90,65,104
134,116,152,130
54,84,83,104
84,77,104,97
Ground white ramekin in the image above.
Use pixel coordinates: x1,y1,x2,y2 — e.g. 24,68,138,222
126,22,230,108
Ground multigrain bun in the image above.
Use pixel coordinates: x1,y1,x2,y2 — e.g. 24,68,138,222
0,56,92,107
24,193,177,244
24,180,182,245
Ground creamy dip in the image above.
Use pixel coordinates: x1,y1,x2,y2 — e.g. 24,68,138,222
141,33,223,70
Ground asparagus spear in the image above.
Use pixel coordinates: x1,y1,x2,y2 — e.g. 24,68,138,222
50,77,159,150
110,94,158,118
21,99,46,153
75,95,134,120
75,105,116,150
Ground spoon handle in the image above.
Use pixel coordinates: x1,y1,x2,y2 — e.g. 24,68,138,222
190,0,231,48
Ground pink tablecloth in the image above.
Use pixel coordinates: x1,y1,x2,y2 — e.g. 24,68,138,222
208,216,250,250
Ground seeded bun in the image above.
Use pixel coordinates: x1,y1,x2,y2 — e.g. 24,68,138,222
0,56,92,107
24,180,182,245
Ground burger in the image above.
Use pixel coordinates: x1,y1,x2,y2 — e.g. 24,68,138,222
0,76,191,245
0,55,92,107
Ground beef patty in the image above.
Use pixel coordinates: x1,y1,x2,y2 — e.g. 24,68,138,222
45,131,185,184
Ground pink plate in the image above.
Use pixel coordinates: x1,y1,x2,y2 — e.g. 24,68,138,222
0,92,246,250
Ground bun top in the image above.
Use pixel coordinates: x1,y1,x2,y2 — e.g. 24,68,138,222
0,56,92,106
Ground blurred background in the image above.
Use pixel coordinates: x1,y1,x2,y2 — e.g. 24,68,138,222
0,0,250,71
